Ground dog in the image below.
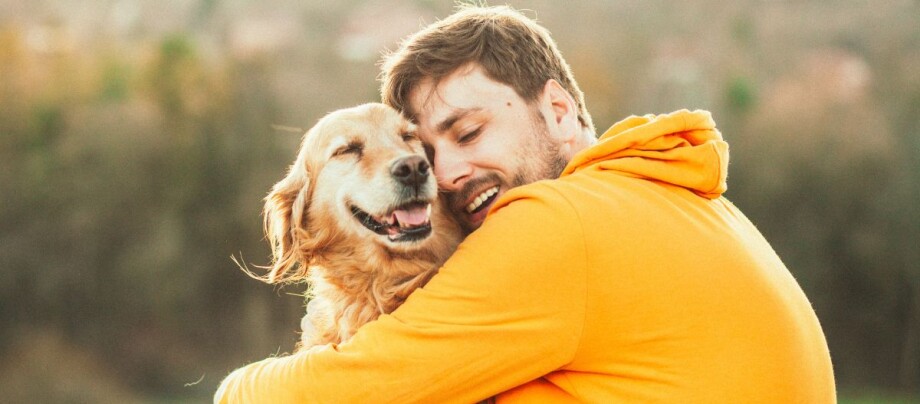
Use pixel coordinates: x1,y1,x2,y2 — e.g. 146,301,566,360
260,103,462,347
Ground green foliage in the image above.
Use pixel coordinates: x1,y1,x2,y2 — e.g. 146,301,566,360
149,33,200,120
160,33,196,64
731,16,755,46
99,59,132,102
726,76,756,113
28,103,64,145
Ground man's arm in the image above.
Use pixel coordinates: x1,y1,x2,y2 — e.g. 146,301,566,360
215,184,588,403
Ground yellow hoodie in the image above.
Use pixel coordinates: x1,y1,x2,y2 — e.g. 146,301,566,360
215,110,835,403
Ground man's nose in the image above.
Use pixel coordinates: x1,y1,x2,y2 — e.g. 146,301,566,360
433,150,472,191
390,155,430,188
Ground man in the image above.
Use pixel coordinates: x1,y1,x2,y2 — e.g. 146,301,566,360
216,5,835,403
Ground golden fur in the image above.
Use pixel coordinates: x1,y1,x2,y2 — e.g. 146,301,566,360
261,103,462,347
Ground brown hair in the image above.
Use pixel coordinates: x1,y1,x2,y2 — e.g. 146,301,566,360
380,4,594,133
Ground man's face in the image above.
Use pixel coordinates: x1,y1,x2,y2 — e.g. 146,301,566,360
409,64,568,233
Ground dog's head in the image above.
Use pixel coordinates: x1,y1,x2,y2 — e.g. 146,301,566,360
263,103,451,283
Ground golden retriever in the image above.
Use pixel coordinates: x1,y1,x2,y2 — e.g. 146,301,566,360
260,103,462,347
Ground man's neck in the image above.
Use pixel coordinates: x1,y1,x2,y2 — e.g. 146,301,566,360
564,127,598,161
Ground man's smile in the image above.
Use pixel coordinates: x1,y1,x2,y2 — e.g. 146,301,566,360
466,186,499,213
443,172,507,230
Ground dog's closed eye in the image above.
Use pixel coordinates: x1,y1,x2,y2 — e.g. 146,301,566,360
332,141,364,159
401,132,420,143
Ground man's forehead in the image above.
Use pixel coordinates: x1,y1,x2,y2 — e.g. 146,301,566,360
412,96,482,137
409,66,506,131
409,75,466,123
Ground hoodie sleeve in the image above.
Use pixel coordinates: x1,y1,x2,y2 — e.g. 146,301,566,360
214,184,588,403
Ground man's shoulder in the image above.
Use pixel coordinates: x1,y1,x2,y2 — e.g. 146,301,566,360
504,171,625,209
491,178,580,215
484,177,606,237
494,169,672,228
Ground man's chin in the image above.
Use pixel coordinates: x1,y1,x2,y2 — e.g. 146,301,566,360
454,218,478,235
466,209,489,230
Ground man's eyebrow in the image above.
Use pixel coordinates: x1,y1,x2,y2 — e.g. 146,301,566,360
435,108,482,133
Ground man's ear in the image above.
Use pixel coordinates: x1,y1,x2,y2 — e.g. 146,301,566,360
541,79,579,142
262,163,311,284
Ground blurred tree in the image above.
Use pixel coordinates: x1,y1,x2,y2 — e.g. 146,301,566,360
726,76,756,114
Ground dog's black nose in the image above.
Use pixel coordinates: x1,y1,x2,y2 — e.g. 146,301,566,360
391,155,430,188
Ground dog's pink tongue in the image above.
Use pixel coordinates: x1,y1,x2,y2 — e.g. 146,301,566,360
393,204,430,226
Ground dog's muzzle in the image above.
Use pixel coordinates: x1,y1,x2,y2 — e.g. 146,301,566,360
351,201,433,243
390,155,430,193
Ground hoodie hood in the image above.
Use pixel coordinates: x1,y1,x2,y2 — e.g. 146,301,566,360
562,109,729,199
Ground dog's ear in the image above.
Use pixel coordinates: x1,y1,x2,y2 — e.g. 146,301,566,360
262,163,311,284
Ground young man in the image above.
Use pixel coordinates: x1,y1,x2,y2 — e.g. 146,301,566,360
216,6,835,403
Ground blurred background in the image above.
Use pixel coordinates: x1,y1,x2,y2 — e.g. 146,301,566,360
1,0,917,402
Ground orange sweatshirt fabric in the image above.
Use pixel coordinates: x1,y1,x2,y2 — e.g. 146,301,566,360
215,110,835,403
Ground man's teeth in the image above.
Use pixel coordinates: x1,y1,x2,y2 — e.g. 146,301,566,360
466,186,499,213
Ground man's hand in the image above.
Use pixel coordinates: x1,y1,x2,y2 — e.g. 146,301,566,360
213,300,324,403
